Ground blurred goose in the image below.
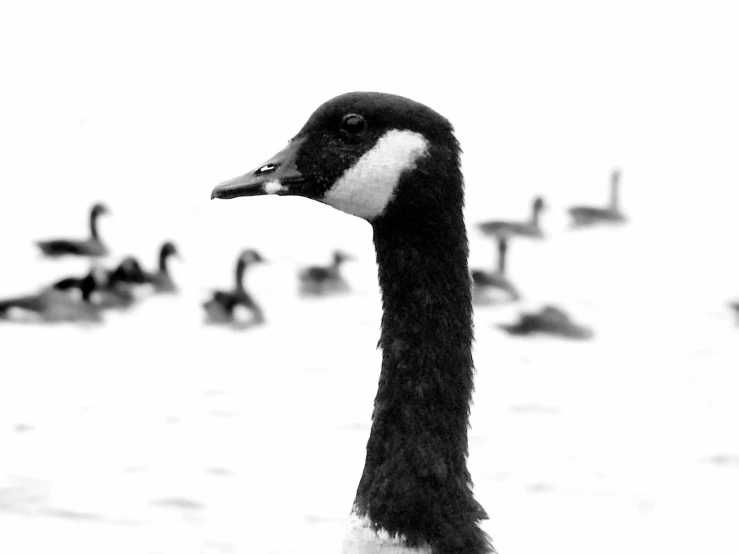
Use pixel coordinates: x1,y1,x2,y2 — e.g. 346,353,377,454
478,196,545,239
36,202,110,258
472,236,521,304
729,301,739,321
499,305,593,340
212,92,492,553
53,256,148,310
299,250,353,296
203,249,265,327
568,169,626,227
0,272,102,323
145,241,179,293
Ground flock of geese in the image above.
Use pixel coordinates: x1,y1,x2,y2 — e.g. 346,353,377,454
5,92,737,554
0,170,626,336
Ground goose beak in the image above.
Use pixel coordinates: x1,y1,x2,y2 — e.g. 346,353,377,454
211,138,311,200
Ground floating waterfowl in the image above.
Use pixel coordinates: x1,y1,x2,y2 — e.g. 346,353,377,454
299,250,353,296
499,305,593,340
36,203,110,258
212,92,492,553
478,196,545,239
53,256,148,310
145,241,179,293
203,249,265,328
472,236,520,304
568,169,626,227
0,272,102,324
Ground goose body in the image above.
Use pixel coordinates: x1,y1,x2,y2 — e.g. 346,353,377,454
500,305,593,339
299,250,352,296
213,92,491,553
203,249,265,327
478,196,545,239
1,273,101,323
568,169,626,227
472,236,520,304
36,203,110,258
53,257,148,310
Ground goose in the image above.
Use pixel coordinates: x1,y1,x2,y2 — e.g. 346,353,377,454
203,249,265,327
145,241,179,293
472,236,521,304
212,92,492,553
478,195,545,239
0,272,102,323
36,202,110,258
568,168,626,227
53,257,148,310
499,304,593,340
299,250,353,296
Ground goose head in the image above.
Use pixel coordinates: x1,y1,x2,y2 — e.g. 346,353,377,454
160,241,180,260
211,92,460,224
91,203,110,218
239,248,265,266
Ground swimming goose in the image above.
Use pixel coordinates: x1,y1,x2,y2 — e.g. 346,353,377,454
36,203,110,258
145,241,179,293
568,169,626,227
53,257,148,309
203,249,265,327
478,196,545,239
212,92,492,553
472,236,521,304
499,305,593,340
0,272,102,323
299,250,353,296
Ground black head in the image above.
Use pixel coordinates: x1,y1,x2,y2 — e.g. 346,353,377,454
161,241,179,259
211,92,461,222
91,203,110,217
239,249,265,266
333,250,354,264
533,196,546,212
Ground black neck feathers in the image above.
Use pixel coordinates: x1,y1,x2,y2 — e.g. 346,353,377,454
353,153,490,553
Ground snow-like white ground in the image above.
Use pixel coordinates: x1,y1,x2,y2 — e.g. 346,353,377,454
1,2,739,553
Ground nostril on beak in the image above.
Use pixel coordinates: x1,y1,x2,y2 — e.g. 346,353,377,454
256,163,279,175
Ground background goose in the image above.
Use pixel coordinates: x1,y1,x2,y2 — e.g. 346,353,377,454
212,92,492,554
478,195,546,239
0,272,102,323
472,236,521,304
568,168,626,227
54,257,149,310
36,202,110,258
298,250,353,296
144,241,179,293
203,249,265,327
499,304,593,340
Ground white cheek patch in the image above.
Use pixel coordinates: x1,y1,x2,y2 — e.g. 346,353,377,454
263,180,285,194
341,514,431,553
324,129,429,220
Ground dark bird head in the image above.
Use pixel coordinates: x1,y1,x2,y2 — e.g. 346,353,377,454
211,92,461,224
91,203,110,217
239,249,265,266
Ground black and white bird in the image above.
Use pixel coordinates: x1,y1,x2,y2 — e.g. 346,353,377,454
472,236,521,304
36,202,110,258
298,250,353,296
568,169,626,228
1,272,102,324
478,196,546,239
144,241,180,293
213,92,492,553
203,249,265,328
499,305,593,340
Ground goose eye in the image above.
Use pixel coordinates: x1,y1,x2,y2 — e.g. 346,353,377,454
341,114,366,135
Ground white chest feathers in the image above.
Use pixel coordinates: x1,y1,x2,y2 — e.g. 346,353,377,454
341,514,432,554
324,129,429,220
